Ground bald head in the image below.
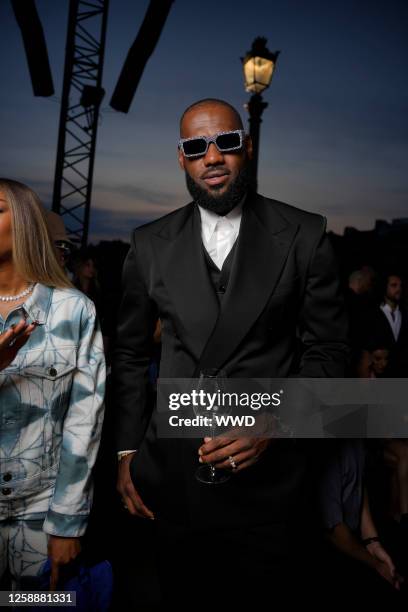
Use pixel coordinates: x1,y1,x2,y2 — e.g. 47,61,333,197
177,98,252,216
180,98,243,136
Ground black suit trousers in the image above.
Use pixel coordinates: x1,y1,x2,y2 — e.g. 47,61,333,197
155,519,313,608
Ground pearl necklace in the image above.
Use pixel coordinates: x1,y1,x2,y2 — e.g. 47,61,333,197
0,283,36,302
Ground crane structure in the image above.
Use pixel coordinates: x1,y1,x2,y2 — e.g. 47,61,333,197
13,0,174,246
52,0,109,247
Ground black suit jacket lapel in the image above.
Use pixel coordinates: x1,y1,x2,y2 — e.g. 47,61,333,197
152,204,219,362
379,308,397,345
197,194,299,372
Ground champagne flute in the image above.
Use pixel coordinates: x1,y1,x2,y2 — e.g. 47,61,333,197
194,368,231,484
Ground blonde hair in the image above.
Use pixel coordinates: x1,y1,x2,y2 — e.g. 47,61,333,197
0,178,72,289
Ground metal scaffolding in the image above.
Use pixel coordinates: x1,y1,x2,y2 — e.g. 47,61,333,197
52,0,109,247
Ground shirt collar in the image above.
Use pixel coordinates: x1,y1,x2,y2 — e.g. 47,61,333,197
381,302,400,315
23,283,53,324
197,196,245,243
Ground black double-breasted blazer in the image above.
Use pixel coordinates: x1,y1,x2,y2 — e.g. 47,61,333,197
113,193,349,527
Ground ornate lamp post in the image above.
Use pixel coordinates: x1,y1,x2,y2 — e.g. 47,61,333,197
241,37,280,188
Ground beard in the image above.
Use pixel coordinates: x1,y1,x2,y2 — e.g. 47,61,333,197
185,161,252,216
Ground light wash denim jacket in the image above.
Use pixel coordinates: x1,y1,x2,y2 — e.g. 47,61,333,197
0,284,106,536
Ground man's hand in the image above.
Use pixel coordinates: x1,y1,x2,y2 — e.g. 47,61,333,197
116,453,154,519
48,536,81,591
198,436,270,472
0,319,36,370
367,542,403,590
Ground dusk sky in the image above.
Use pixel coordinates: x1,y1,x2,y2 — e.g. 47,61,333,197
1,0,407,242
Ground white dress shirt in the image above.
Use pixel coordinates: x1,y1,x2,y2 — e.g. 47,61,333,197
198,202,243,270
380,302,401,341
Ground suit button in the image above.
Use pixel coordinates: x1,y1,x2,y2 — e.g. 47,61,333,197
218,285,226,293
48,367,57,377
3,473,12,482
2,488,12,496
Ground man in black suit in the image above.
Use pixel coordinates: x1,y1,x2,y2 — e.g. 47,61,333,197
363,274,408,376
114,98,348,605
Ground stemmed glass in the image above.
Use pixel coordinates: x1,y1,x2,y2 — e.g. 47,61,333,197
194,368,231,485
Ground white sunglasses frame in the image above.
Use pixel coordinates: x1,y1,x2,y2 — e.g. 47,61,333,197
178,129,246,158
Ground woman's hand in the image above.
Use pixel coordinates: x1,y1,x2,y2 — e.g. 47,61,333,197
0,319,36,370
48,535,81,591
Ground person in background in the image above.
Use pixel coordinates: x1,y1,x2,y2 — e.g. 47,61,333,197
364,273,408,376
73,250,100,304
348,266,375,298
0,179,105,590
346,266,375,374
358,336,408,574
72,250,110,360
383,440,408,542
45,211,75,280
319,440,403,600
357,340,390,378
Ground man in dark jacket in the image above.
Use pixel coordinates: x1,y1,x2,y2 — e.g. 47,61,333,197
114,98,349,605
363,273,408,376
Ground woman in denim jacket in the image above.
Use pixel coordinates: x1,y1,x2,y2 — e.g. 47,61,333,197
0,179,106,589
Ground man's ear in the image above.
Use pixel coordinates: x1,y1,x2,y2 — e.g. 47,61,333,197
245,135,253,160
178,147,185,171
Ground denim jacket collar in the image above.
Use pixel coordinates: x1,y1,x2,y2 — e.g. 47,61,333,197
23,283,54,325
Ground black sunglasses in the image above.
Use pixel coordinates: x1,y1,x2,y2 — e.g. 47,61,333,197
178,129,245,158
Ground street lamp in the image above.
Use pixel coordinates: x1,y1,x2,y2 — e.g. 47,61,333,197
241,37,280,188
